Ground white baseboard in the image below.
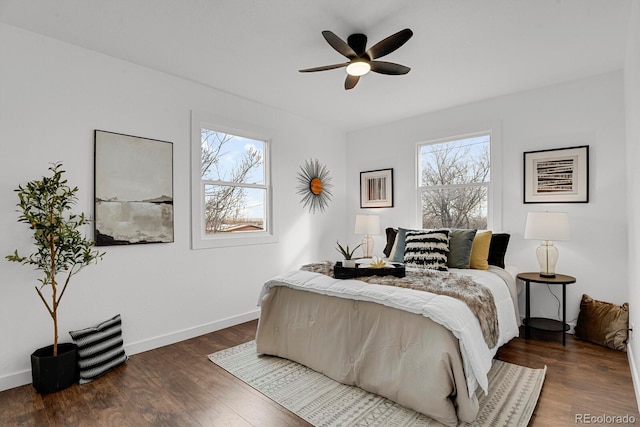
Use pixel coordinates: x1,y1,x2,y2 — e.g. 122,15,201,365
628,345,640,413
124,309,260,356
0,309,260,393
0,370,32,393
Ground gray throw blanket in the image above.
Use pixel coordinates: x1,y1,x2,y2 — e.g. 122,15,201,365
301,262,499,348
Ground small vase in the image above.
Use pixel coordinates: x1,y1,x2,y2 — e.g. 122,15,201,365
343,259,356,268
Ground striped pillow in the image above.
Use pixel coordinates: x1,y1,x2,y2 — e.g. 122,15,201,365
404,230,450,271
69,314,128,384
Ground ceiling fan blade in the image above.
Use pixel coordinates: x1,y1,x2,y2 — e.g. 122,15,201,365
370,61,411,75
347,33,368,56
322,31,357,59
299,63,348,73
345,75,360,90
366,28,413,60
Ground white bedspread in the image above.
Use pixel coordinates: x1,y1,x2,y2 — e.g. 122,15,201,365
258,266,519,397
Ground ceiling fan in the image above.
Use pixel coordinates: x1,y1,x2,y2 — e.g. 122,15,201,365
299,28,413,90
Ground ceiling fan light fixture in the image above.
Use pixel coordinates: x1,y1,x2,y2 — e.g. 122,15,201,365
346,61,371,76
301,29,413,89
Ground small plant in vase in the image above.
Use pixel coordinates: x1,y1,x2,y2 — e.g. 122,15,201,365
336,240,363,267
6,163,104,393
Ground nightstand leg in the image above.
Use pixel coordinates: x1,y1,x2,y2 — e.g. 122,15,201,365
562,283,566,346
525,281,530,339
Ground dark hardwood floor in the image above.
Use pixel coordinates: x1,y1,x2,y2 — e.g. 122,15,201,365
0,320,638,426
496,327,639,426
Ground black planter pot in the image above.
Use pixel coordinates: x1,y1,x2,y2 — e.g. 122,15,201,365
30,343,79,394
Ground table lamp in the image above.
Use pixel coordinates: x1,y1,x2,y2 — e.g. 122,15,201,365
524,212,570,277
354,214,380,258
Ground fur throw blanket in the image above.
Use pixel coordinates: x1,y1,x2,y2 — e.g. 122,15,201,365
301,262,499,348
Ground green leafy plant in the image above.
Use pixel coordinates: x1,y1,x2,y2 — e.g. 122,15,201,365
335,240,363,260
6,163,104,356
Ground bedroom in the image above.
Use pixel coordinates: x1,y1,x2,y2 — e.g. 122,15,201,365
0,0,639,425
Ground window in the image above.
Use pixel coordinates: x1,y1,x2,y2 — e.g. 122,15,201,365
191,112,275,249
418,133,492,230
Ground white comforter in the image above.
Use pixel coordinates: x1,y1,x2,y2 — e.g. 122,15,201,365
258,266,519,397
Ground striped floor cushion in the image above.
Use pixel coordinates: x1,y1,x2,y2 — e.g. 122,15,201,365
69,314,128,384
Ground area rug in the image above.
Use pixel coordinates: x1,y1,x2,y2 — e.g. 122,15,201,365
209,341,546,427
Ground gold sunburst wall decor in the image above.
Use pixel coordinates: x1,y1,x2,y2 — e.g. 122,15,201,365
296,158,333,213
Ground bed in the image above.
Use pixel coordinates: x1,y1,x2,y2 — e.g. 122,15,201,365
255,229,520,426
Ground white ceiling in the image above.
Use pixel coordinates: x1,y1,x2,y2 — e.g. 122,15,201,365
0,0,632,132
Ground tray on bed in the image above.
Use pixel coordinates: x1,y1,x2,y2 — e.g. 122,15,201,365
334,262,406,279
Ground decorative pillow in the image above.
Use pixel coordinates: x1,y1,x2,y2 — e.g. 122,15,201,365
487,233,510,269
469,230,492,270
69,314,128,384
391,227,411,263
574,294,629,352
403,230,450,271
447,229,477,269
383,227,397,258
389,235,399,260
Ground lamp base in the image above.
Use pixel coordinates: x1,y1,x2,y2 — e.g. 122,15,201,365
362,234,374,258
536,240,559,278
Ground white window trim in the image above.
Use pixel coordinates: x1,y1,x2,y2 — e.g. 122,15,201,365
190,110,277,249
415,127,502,231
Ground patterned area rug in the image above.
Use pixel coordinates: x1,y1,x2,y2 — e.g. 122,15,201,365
209,341,546,427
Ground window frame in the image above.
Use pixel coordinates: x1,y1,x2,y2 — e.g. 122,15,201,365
191,110,277,249
416,129,502,231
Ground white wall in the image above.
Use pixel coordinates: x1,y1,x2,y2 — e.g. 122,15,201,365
624,0,640,410
0,23,347,390
346,71,628,330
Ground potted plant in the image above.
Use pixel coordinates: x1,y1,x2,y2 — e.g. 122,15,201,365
6,163,104,393
336,240,363,268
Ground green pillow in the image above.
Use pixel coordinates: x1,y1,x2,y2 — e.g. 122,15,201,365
447,229,477,269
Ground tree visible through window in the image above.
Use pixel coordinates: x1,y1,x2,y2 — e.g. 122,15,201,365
419,134,490,229
200,128,267,234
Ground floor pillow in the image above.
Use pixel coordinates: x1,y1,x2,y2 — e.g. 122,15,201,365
574,294,629,352
69,314,128,383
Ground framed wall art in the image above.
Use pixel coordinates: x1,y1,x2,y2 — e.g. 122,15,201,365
523,145,589,203
94,130,174,245
360,168,394,208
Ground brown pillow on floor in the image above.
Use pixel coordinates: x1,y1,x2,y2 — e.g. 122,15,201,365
574,294,629,352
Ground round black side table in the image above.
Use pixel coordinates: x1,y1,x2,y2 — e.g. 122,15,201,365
517,272,576,346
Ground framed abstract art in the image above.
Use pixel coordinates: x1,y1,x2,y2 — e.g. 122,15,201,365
94,130,174,245
360,168,394,208
523,145,589,203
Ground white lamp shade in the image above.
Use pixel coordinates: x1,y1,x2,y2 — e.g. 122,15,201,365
524,212,570,241
354,214,380,235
